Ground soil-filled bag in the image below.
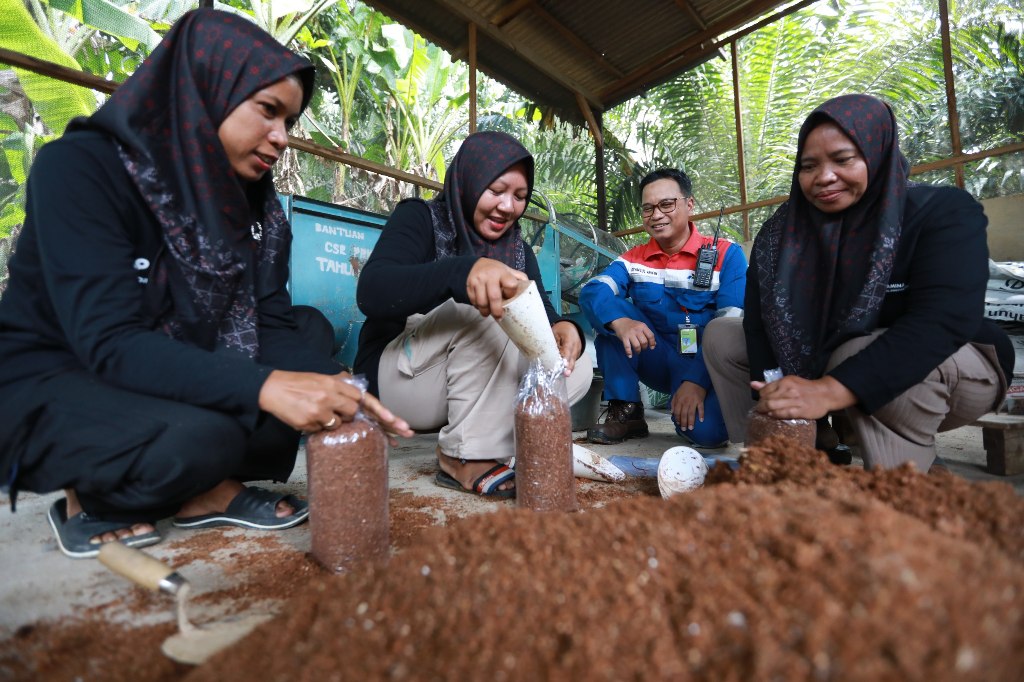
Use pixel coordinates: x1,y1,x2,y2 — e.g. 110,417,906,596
747,368,816,448
306,376,389,573
514,358,577,512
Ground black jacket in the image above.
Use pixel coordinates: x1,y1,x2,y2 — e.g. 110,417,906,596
354,200,581,394
744,185,1013,414
0,131,338,480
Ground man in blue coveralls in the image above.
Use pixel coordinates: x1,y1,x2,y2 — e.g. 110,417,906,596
579,168,747,447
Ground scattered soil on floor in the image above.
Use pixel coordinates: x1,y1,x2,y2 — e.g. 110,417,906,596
389,491,446,550
576,475,660,506
0,619,188,682
5,438,1024,681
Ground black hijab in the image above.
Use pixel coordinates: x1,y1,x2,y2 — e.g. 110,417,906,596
753,94,910,378
70,8,315,357
425,131,534,270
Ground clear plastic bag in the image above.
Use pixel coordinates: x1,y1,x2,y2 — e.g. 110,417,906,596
305,374,389,572
514,358,577,512
746,368,816,448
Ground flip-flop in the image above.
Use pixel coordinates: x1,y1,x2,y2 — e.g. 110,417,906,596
47,498,161,559
172,487,309,530
434,463,516,499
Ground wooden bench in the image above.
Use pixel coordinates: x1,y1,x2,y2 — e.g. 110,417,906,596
976,413,1024,476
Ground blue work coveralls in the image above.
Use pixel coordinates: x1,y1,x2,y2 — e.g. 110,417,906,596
579,224,746,446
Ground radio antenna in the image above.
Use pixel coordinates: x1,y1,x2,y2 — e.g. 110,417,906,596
712,206,724,247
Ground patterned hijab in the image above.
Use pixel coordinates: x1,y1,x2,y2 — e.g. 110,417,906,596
753,94,910,378
70,8,315,357
427,131,534,270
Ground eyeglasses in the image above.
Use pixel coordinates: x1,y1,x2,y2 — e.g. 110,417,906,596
640,197,686,218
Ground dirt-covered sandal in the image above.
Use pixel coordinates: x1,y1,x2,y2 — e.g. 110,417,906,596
172,487,309,530
47,499,161,559
434,463,516,499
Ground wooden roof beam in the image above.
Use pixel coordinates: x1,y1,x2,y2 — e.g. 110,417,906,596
431,0,604,107
673,0,709,30
492,1,623,78
601,0,815,103
491,0,532,27
528,2,624,78
604,0,793,99
575,91,604,148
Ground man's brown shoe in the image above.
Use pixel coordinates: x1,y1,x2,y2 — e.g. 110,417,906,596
587,400,649,444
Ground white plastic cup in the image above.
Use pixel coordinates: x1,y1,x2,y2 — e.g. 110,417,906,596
499,280,563,372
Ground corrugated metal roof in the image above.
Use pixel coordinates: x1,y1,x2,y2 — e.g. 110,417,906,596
360,0,803,125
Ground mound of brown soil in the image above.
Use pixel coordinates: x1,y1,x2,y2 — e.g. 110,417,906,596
185,439,1024,682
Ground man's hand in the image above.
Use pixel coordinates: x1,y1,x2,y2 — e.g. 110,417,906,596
608,317,657,358
552,320,582,375
750,375,856,421
466,258,528,319
671,381,707,432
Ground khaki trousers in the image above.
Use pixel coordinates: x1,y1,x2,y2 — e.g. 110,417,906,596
378,299,593,462
703,317,1006,471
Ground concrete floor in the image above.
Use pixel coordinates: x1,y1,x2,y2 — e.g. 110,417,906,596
1,409,1022,642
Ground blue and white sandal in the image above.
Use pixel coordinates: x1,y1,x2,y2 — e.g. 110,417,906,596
434,463,516,499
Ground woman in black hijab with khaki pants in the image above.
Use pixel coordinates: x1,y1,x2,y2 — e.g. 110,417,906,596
355,132,593,498
704,94,1011,472
0,9,411,557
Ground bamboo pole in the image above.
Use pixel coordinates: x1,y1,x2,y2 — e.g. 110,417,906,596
288,137,442,191
468,22,477,134
938,0,965,188
730,40,750,241
595,111,608,233
0,47,116,93
0,47,443,193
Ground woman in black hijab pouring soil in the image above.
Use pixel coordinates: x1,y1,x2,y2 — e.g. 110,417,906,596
355,131,592,498
0,9,411,558
704,94,1012,471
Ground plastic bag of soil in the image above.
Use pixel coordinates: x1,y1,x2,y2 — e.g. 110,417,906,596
305,375,389,572
747,368,816,448
514,358,577,512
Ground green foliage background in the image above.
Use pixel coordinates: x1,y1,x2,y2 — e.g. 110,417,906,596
1,0,1022,253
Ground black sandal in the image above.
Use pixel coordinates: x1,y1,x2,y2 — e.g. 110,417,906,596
172,487,309,530
47,499,161,559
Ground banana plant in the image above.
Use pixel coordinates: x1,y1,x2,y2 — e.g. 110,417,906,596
295,2,397,202
0,0,97,132
215,0,338,47
364,29,469,185
0,0,99,240
44,0,164,52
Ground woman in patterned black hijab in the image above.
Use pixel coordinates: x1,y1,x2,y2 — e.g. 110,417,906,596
705,94,1012,471
0,9,410,558
78,7,317,356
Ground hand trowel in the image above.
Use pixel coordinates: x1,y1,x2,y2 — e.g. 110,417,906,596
98,542,272,665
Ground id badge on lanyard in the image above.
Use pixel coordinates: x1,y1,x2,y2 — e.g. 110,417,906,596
678,312,697,355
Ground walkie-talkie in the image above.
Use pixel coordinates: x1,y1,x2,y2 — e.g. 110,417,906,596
693,207,724,289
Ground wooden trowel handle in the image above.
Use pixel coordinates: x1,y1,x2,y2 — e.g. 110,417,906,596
99,542,188,596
